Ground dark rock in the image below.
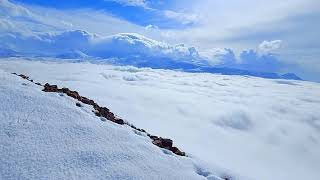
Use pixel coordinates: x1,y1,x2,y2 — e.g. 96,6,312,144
114,118,125,125
43,83,58,92
35,82,42,86
66,90,81,100
222,177,231,180
76,102,82,107
149,135,158,140
98,107,113,119
94,111,101,117
152,138,172,148
170,147,186,156
134,128,146,133
130,124,137,129
18,74,28,79
81,96,95,106
92,103,100,110
162,138,173,147
151,137,185,156
61,88,70,93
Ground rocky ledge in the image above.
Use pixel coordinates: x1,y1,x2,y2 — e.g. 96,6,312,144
12,73,185,156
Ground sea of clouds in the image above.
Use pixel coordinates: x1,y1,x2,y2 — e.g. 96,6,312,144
1,58,319,180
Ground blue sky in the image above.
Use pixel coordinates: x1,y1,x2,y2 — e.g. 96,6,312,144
3,0,320,81
13,0,195,29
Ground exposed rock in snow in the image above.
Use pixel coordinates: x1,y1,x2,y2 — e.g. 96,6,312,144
1,58,318,180
0,68,228,180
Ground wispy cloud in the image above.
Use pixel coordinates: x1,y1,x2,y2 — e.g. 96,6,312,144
105,0,147,8
163,10,198,26
258,40,282,54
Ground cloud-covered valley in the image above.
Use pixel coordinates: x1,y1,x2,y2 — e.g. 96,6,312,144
1,58,319,180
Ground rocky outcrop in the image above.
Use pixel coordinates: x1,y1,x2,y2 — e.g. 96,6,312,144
43,83,125,125
151,136,185,156
13,73,186,156
12,73,42,86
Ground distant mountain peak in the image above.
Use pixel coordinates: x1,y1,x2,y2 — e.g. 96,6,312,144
281,73,302,80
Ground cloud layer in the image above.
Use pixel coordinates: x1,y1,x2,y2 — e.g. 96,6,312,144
1,59,319,180
1,26,295,79
0,0,311,80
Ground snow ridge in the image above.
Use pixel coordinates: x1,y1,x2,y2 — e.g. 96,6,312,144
1,70,235,180
12,72,186,157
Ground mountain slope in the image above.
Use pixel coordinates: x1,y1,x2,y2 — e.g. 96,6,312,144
0,69,225,180
1,58,318,180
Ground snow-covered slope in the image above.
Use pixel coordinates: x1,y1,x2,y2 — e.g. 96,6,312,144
0,67,229,180
1,58,319,180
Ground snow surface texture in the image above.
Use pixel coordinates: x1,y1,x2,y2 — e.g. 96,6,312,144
0,65,231,180
1,58,319,180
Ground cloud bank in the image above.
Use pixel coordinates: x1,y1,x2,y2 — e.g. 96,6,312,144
0,0,303,80
1,59,319,180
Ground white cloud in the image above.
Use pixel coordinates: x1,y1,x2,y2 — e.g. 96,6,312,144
145,24,159,30
0,0,147,36
0,18,14,32
105,0,147,8
0,0,32,17
164,10,199,25
258,40,282,53
1,59,320,180
0,0,318,81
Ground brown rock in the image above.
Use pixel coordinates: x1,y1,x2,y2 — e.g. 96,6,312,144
152,138,172,148
149,135,158,140
114,118,125,125
151,137,185,156
170,147,186,156
66,90,80,100
81,96,95,106
43,83,58,92
61,88,70,93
